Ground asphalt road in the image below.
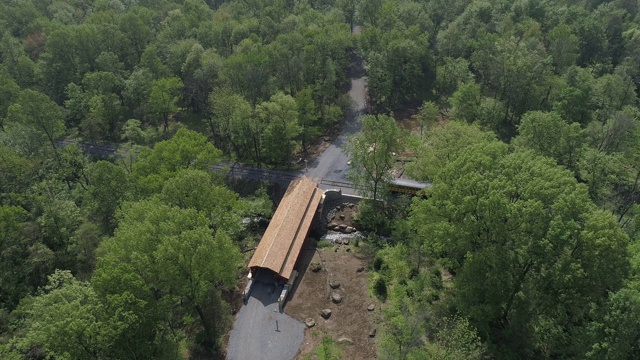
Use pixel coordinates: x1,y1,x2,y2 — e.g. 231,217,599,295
226,271,304,360
226,32,368,360
305,55,366,195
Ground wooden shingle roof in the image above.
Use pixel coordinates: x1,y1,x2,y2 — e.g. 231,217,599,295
248,177,322,280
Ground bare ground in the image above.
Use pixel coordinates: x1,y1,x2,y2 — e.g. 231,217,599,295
285,239,379,360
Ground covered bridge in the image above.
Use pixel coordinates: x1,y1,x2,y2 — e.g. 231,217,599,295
248,177,322,280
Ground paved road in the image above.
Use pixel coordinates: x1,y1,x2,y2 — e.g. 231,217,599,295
226,271,304,360
226,30,368,360
213,60,367,195
305,54,366,192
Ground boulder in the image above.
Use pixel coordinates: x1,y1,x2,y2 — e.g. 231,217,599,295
328,222,337,229
369,328,377,337
331,293,343,304
310,263,322,272
338,337,354,344
367,303,375,311
343,238,350,245
338,224,347,232
320,308,332,319
330,281,341,289
305,318,316,328
334,238,343,245
345,226,354,234
339,214,345,220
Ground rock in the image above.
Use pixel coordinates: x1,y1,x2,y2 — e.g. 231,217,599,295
369,328,377,337
346,248,351,252
338,337,354,344
334,238,343,245
328,222,337,229
367,303,375,311
305,318,316,328
320,309,332,319
357,266,365,273
333,225,341,231
330,281,341,289
345,226,354,234
343,238,350,245
348,203,355,208
310,263,322,272
323,136,331,142
339,214,345,220
331,293,343,304
338,224,347,232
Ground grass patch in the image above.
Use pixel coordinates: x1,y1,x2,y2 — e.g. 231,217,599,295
304,335,342,360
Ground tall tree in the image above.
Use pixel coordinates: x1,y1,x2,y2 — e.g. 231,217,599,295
347,114,404,200
146,77,183,133
407,143,630,358
6,90,65,149
94,198,241,353
132,128,222,196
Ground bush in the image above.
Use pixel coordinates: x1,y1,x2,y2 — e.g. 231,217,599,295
373,256,384,271
373,277,388,301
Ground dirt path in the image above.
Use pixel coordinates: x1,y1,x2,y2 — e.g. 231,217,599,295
285,243,379,360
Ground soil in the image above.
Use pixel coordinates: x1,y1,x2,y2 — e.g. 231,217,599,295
285,241,379,360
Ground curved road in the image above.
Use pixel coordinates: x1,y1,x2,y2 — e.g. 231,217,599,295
305,56,366,188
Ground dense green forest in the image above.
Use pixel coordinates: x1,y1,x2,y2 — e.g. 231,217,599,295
2,0,640,359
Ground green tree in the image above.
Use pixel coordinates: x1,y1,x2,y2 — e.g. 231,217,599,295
132,128,222,196
6,90,65,149
422,317,485,360
413,101,439,137
208,88,253,159
347,114,404,201
0,70,20,130
407,144,630,357
86,161,129,233
295,87,319,152
547,24,580,72
256,92,301,166
94,198,241,353
450,81,481,123
513,111,584,170
0,206,32,309
160,169,244,237
407,121,495,182
4,270,134,360
146,77,183,133
435,57,474,105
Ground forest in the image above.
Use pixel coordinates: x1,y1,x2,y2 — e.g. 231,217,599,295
1,0,640,359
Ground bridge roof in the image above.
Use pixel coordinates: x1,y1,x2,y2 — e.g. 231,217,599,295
248,177,322,280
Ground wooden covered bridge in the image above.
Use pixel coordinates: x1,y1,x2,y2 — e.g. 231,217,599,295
248,176,323,281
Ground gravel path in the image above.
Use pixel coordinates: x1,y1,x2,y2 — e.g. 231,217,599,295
226,271,304,360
